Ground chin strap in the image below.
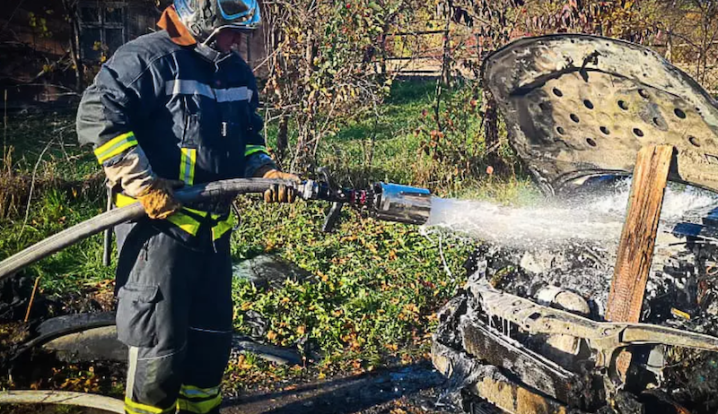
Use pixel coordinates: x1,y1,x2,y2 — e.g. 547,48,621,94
194,42,224,63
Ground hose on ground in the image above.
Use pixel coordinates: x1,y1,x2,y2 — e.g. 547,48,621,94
0,390,124,413
0,178,296,281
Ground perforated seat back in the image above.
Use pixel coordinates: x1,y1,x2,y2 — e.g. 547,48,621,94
483,34,718,194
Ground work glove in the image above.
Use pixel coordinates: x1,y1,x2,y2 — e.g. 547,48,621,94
136,178,184,219
262,169,300,203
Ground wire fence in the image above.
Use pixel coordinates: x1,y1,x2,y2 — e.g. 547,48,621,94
380,30,718,94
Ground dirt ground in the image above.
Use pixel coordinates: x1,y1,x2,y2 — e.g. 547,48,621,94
0,361,463,414
221,362,461,414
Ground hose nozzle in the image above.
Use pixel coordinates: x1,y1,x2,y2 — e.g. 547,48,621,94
298,180,432,228
371,183,431,225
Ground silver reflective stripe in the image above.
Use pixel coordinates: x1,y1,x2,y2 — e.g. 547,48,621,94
215,87,252,102
165,80,253,102
126,346,139,400
166,80,214,99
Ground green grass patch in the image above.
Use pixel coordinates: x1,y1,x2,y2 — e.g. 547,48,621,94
1,108,96,180
0,186,113,296
231,199,474,370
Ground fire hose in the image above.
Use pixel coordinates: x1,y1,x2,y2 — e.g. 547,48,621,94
0,390,124,413
0,176,432,284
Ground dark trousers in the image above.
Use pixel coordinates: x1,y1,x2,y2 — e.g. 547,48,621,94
115,221,233,414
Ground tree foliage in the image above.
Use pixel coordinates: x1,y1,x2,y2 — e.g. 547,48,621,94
263,0,423,172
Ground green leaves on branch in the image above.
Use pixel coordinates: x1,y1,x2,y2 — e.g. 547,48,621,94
264,0,422,170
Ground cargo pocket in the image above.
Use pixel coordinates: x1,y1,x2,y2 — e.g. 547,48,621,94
116,284,162,347
182,113,200,149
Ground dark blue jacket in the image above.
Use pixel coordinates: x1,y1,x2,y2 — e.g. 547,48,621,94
77,29,271,185
77,26,273,242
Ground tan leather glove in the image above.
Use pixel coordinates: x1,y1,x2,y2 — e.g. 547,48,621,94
136,178,184,219
262,169,300,203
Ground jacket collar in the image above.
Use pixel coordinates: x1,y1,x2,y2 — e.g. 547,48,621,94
158,6,236,65
157,6,196,47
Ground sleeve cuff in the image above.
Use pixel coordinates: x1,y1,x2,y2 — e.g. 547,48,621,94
103,146,155,197
94,131,138,165
245,153,276,178
244,145,270,157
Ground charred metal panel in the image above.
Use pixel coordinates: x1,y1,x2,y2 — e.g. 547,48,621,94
432,293,596,411
482,34,718,194
432,340,576,414
459,318,594,407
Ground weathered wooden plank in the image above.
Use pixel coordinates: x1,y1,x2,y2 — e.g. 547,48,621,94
606,145,674,321
606,144,674,376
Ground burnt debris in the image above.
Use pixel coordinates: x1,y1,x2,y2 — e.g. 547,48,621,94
433,34,718,414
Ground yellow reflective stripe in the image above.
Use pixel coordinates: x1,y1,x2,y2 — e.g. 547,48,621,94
177,394,222,413
115,192,138,208
244,145,269,157
183,206,208,217
124,397,175,414
179,384,220,399
180,148,197,185
115,193,204,237
166,212,201,236
125,407,149,414
211,214,235,240
95,132,138,164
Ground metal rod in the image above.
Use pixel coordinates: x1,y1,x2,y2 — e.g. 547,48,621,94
102,185,113,267
23,275,41,323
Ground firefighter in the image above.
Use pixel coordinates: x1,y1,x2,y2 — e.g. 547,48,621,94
76,1,297,413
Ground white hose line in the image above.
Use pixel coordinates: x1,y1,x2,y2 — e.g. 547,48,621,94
0,390,124,413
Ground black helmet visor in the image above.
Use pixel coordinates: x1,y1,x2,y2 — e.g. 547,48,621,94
217,0,252,20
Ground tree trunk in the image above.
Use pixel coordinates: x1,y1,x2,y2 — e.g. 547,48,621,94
482,89,500,164
294,27,317,173
276,114,289,161
265,5,288,164
440,0,452,87
62,0,84,91
379,33,388,80
70,17,84,91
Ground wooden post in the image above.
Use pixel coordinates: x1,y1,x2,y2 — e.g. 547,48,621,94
606,144,674,378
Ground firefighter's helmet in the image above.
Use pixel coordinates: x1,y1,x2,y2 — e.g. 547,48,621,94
174,0,260,45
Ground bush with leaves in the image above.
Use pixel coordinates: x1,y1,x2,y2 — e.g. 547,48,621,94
262,0,428,173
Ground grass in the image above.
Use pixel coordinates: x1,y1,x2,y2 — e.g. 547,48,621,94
231,199,475,370
0,108,96,180
0,79,537,390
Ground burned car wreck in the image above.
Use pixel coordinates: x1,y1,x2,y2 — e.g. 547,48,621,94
432,35,718,413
